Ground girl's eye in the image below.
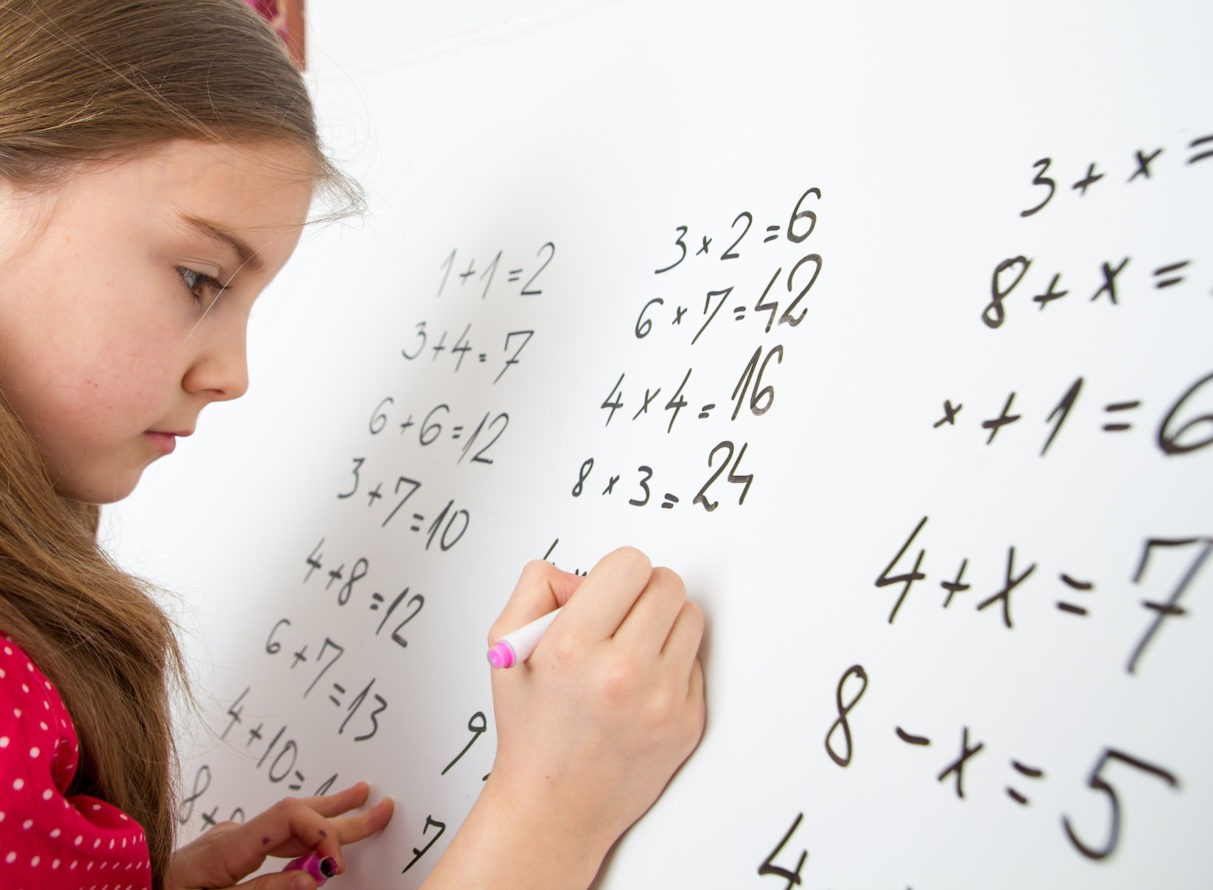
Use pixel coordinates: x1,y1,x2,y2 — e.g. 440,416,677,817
178,267,228,305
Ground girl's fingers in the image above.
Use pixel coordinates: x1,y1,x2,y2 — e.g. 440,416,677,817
230,797,346,869
560,546,654,640
491,548,672,656
489,559,584,644
687,659,707,730
170,802,342,889
661,598,706,686
298,781,371,817
169,788,393,890
611,566,691,655
282,785,395,847
332,795,395,844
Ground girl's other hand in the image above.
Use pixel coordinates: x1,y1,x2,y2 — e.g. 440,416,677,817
168,782,393,889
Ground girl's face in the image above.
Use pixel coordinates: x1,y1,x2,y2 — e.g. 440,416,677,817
0,140,314,503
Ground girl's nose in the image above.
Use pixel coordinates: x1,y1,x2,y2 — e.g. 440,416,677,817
181,319,250,402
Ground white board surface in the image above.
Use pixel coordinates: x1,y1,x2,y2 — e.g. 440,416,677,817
105,2,1213,887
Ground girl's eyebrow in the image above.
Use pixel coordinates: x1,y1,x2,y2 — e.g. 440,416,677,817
181,214,263,273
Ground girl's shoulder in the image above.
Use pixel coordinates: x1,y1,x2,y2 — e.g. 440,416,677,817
0,636,79,790
0,636,152,888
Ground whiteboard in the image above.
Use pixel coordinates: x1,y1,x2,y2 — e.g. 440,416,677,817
104,1,1213,887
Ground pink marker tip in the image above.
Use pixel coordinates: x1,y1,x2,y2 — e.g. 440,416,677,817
486,641,516,669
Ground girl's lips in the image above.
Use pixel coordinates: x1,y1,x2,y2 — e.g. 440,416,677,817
145,431,178,454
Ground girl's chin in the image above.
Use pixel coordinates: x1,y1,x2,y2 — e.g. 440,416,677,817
55,469,144,506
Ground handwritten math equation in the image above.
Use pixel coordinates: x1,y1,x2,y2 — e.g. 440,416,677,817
400,321,535,384
175,118,1212,886
178,681,493,868
335,462,473,545
751,135,1210,886
331,239,556,537
567,186,827,516
981,253,1209,330
758,662,1181,888
986,128,1212,329
183,238,557,873
569,441,754,513
436,242,555,300
178,688,344,832
362,398,510,465
1016,131,1212,220
756,528,1208,886
399,708,494,876
875,515,1211,676
931,370,1213,458
176,546,413,835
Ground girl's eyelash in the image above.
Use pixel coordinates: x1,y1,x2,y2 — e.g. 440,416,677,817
177,266,229,305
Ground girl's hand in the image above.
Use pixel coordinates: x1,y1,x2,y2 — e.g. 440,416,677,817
424,546,706,888
168,782,393,889
489,547,706,847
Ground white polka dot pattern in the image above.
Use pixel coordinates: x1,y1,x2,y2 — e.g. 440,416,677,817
0,638,152,889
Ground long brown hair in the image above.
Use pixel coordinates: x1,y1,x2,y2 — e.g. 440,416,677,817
0,0,349,883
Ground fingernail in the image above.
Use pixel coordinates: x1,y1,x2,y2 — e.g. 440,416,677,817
282,852,335,886
290,875,314,890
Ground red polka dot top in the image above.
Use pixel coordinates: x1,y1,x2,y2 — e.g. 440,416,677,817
0,637,152,889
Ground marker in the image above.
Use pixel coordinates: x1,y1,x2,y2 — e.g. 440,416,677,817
282,852,338,886
486,607,562,668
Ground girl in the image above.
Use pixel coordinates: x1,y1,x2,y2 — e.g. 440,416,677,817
0,2,706,889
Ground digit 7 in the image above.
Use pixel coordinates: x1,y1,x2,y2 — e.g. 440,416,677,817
493,329,534,384
382,475,422,528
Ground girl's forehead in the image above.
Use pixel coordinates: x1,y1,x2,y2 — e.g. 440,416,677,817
126,140,315,222
0,139,314,282
57,140,314,259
